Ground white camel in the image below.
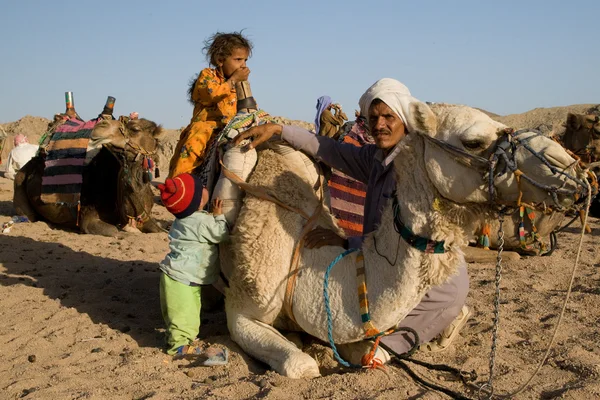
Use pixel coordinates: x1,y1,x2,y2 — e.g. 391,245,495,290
225,102,586,378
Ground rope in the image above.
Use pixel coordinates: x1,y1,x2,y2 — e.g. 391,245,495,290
323,248,360,368
491,178,592,399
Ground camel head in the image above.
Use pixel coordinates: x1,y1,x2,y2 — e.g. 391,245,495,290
422,104,589,211
91,118,164,157
563,113,600,162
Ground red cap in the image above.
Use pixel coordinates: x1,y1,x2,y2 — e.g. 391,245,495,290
158,173,204,218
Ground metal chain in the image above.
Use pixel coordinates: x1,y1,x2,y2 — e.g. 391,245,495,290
479,213,505,399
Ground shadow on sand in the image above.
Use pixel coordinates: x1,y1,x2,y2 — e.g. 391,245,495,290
0,235,229,349
0,200,16,217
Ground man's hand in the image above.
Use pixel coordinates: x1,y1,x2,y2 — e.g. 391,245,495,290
232,123,283,150
212,198,223,215
304,227,347,249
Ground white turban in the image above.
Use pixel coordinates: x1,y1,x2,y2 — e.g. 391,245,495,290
358,78,421,133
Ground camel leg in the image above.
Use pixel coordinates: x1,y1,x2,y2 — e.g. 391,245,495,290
79,208,119,237
227,311,320,379
140,217,166,233
462,246,521,263
13,169,39,222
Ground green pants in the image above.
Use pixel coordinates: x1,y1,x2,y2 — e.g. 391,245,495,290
160,273,201,354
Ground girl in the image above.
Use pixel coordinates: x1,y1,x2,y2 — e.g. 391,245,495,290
169,31,253,178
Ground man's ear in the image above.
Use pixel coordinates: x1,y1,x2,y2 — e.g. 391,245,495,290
408,101,437,135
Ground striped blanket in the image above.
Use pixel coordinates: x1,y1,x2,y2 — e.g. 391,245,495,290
329,119,373,237
41,119,97,205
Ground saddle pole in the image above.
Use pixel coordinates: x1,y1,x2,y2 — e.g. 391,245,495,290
235,81,258,113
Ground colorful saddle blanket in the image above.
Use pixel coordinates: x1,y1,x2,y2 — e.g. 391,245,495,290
41,119,97,205
329,119,373,237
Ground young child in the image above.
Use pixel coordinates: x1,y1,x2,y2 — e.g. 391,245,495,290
168,31,253,178
158,173,229,356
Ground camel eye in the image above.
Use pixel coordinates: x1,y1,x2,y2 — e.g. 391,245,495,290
462,140,483,150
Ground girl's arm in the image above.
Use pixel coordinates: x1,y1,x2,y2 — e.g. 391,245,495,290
191,69,235,103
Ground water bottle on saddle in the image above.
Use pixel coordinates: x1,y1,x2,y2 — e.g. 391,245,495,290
64,91,83,121
98,96,116,120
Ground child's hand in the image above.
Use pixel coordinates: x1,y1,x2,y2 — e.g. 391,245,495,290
231,66,250,83
212,198,223,215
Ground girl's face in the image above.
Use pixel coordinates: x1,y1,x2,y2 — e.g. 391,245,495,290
219,47,249,78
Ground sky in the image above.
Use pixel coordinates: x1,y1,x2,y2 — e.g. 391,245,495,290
1,0,598,129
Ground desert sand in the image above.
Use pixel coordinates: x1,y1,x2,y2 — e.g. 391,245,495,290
1,106,599,399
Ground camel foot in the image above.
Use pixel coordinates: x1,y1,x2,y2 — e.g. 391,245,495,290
280,351,321,379
227,312,320,379
337,341,391,366
122,225,142,233
462,246,521,263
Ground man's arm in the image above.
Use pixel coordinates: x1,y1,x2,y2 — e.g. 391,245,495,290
4,151,16,180
281,125,376,183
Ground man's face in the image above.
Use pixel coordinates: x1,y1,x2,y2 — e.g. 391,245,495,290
368,101,406,151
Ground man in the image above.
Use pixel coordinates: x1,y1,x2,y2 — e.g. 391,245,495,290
315,96,348,138
234,78,470,361
4,134,39,180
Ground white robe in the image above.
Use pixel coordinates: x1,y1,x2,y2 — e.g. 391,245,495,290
4,143,39,180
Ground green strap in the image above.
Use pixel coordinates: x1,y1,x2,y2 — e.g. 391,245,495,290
392,193,446,254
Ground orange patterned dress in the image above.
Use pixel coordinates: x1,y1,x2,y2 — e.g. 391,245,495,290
168,68,237,178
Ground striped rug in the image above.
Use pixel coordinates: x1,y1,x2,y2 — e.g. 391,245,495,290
41,119,97,205
329,120,373,237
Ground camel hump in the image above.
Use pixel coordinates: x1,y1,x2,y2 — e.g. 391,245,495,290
259,139,320,189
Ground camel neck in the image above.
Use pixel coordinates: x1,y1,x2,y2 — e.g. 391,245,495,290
361,133,465,293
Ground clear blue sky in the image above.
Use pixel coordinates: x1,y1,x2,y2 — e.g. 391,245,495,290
1,0,598,129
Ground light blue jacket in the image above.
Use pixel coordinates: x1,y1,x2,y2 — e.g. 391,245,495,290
159,211,229,286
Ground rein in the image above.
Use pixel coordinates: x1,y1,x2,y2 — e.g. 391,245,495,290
421,128,592,212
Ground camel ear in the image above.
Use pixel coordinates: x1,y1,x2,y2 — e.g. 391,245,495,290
152,125,166,140
408,101,437,135
566,113,580,130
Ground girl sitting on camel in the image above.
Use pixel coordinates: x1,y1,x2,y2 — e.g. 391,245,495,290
168,31,252,178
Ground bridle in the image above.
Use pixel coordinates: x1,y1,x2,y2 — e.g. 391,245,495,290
116,121,159,159
103,123,159,228
420,127,595,212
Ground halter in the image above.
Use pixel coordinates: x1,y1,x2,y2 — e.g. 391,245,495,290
117,121,159,159
103,126,159,229
420,128,593,212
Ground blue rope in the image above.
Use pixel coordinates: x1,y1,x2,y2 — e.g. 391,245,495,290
323,248,361,368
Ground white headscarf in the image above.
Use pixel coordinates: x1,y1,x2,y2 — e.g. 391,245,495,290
358,78,421,133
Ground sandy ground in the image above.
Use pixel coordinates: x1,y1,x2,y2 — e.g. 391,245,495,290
1,173,599,400
1,106,600,399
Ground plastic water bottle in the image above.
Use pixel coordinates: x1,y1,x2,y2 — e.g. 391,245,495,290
12,215,29,223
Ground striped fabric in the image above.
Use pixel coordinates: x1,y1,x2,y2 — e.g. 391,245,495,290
41,119,96,205
329,119,373,237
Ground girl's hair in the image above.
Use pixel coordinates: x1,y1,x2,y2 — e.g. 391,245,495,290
203,31,253,67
